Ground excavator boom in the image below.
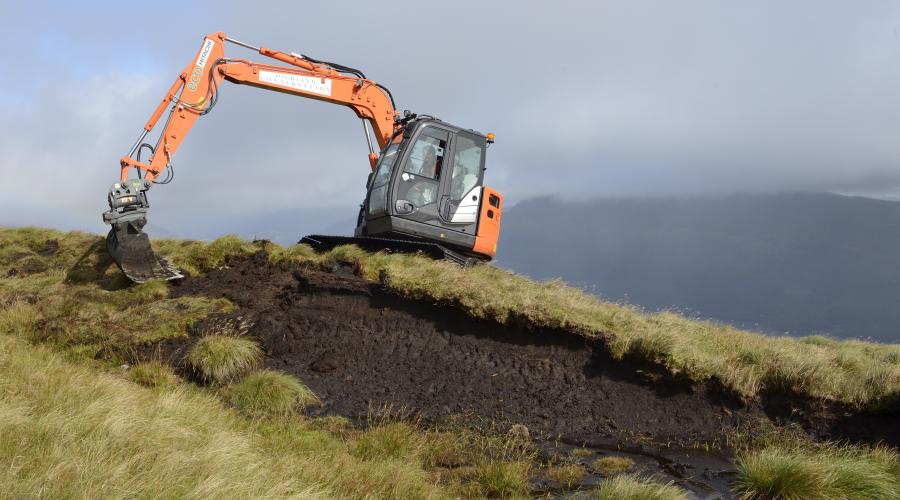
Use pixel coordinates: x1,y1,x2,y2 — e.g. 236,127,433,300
104,33,398,281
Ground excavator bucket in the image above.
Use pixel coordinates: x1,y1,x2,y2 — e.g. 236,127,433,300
103,179,182,283
106,221,182,283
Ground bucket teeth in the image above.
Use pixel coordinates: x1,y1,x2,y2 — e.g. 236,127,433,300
106,222,183,283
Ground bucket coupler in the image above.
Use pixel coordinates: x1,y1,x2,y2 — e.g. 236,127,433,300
102,180,182,283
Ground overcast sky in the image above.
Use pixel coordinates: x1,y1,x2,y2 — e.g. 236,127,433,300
2,1,900,238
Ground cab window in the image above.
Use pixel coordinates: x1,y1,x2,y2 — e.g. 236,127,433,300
367,144,399,215
450,134,485,201
372,144,398,186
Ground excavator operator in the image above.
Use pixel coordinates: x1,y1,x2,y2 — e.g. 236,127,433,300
406,145,441,207
421,146,439,178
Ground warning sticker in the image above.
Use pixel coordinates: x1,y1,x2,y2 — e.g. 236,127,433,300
258,71,333,96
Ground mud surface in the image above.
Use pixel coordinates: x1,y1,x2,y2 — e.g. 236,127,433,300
173,255,747,443
157,253,897,498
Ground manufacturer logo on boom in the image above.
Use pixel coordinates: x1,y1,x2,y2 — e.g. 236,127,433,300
187,39,215,92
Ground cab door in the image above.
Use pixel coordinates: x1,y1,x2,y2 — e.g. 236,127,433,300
392,125,451,228
437,131,486,236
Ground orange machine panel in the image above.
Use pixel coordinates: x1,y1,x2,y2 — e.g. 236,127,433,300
473,186,503,258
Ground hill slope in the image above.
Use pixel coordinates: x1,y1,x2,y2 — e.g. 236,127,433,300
500,193,900,342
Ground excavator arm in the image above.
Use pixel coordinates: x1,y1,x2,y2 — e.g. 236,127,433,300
119,32,397,182
103,32,400,282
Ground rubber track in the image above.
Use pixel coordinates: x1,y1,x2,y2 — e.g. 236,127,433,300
299,234,472,265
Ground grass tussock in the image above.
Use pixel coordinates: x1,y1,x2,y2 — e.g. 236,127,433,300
546,463,586,489
591,455,635,474
352,421,423,462
457,461,532,498
571,447,593,458
128,360,178,387
593,474,688,500
735,443,900,500
188,335,262,384
227,370,319,418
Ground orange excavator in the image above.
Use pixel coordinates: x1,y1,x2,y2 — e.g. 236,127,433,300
103,32,504,282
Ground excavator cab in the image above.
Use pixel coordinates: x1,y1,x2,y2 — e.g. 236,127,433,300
303,116,503,264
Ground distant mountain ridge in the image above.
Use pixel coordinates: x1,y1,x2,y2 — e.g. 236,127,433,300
498,193,900,342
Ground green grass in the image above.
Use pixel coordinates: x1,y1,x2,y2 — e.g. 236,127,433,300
735,443,900,499
150,235,262,277
0,228,230,359
0,332,478,498
421,420,537,497
593,475,687,500
591,455,635,474
188,335,262,384
312,415,352,435
0,228,555,497
0,333,322,497
2,227,898,499
227,370,319,418
129,360,178,387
